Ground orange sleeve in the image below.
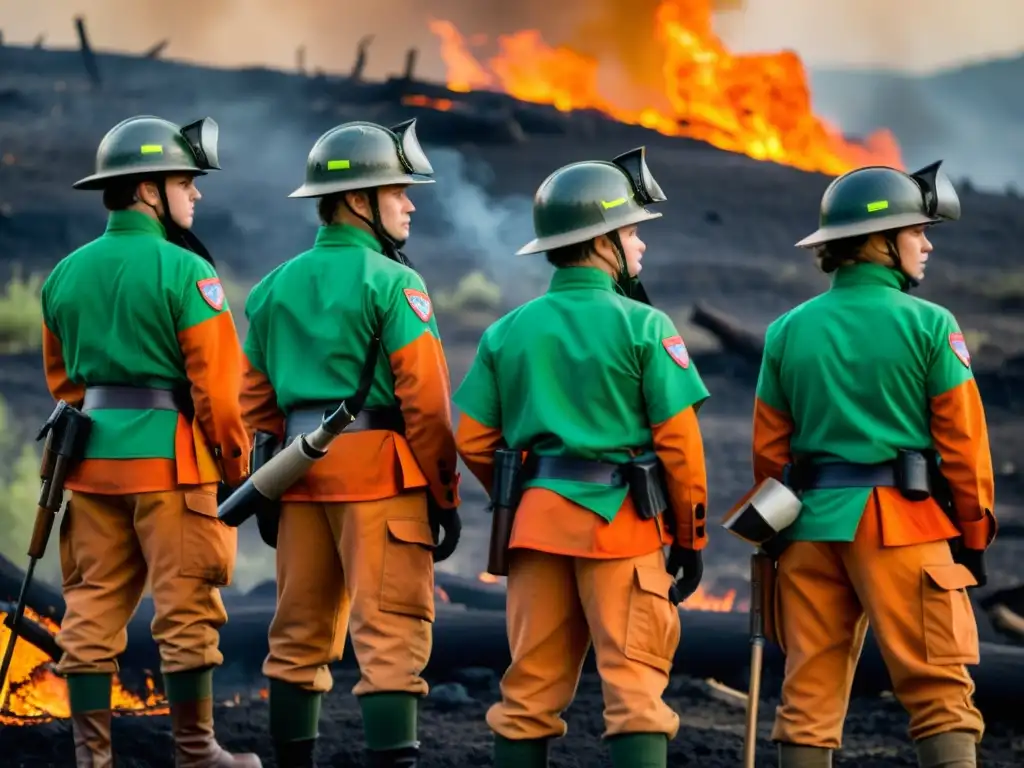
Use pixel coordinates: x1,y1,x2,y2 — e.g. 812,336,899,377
929,378,997,549
177,312,250,486
752,396,794,485
454,413,505,494
390,333,461,508
41,321,85,406
651,406,709,550
239,352,285,442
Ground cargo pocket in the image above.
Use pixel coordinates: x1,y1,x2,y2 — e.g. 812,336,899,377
59,501,83,589
624,565,681,673
180,490,236,587
921,563,979,665
379,518,436,623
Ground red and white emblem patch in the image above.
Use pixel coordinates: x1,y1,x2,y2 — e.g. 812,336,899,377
404,288,433,322
662,335,690,369
948,332,971,368
197,277,225,311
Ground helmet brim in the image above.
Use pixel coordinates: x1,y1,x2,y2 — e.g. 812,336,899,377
795,212,940,249
515,209,663,256
288,174,435,199
73,165,210,191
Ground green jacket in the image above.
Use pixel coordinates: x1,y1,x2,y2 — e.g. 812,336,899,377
453,266,710,522
243,224,441,411
40,210,226,459
756,262,974,541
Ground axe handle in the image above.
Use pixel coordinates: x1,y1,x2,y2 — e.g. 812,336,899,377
743,636,764,768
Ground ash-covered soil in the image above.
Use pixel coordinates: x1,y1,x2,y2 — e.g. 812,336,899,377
2,668,1022,768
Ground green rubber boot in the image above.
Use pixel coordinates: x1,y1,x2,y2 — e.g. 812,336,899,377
778,742,833,767
493,734,550,767
606,733,669,768
268,678,323,767
915,731,977,768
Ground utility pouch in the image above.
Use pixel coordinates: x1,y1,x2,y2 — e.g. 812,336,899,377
626,457,669,521
895,449,932,502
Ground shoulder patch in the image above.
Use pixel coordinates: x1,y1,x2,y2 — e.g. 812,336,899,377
197,277,225,311
662,335,690,369
948,331,971,368
403,287,433,322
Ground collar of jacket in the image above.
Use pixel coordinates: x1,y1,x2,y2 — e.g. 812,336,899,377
105,209,167,239
547,265,618,294
830,261,909,292
314,223,384,254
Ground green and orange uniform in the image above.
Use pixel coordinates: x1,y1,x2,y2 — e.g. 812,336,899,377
240,119,460,768
454,150,709,768
751,162,997,768
45,115,258,767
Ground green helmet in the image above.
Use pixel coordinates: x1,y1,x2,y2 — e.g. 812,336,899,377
796,161,961,249
73,115,220,190
289,119,434,198
515,147,667,255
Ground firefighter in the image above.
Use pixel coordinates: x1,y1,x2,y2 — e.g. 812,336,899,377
44,116,258,766
453,148,709,768
750,162,997,768
240,119,461,768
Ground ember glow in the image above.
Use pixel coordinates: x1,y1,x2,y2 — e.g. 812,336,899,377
0,609,167,725
428,0,903,176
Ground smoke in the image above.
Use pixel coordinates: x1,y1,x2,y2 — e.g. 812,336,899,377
421,148,549,306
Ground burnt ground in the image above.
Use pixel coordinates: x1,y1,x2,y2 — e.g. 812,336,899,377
2,668,1023,768
2,43,1024,766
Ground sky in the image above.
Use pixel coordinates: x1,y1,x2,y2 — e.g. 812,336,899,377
0,0,1021,82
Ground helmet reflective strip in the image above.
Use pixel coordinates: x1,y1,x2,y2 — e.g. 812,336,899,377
327,159,351,170
601,197,627,209
140,145,163,154
866,200,889,212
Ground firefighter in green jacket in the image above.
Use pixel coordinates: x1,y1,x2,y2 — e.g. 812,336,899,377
748,162,996,768
453,148,709,768
44,116,258,766
240,119,461,768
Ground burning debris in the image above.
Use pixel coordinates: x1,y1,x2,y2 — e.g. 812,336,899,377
427,0,902,175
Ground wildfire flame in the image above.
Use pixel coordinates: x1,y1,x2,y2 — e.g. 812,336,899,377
0,608,167,725
428,0,902,176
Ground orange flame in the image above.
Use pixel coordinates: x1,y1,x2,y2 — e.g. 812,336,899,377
428,0,902,176
401,94,454,112
0,608,167,725
678,585,737,612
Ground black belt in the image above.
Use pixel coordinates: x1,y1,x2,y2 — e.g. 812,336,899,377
525,455,627,486
83,386,184,412
798,461,899,490
284,405,405,443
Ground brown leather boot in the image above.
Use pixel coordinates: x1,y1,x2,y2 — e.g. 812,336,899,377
170,697,262,767
915,731,977,768
72,709,114,768
778,743,833,767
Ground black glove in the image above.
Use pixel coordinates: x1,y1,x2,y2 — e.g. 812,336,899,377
953,548,987,588
666,546,703,604
428,501,461,563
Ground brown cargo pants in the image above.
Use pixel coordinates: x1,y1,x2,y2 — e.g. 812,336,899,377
262,491,437,696
56,487,236,675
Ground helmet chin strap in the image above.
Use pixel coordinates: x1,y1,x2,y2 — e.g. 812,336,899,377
137,177,216,267
606,230,651,305
883,234,916,292
344,189,413,269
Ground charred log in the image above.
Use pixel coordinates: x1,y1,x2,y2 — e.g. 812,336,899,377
73,16,101,88
143,40,169,60
402,48,419,82
350,35,374,82
0,554,65,622
690,302,765,363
